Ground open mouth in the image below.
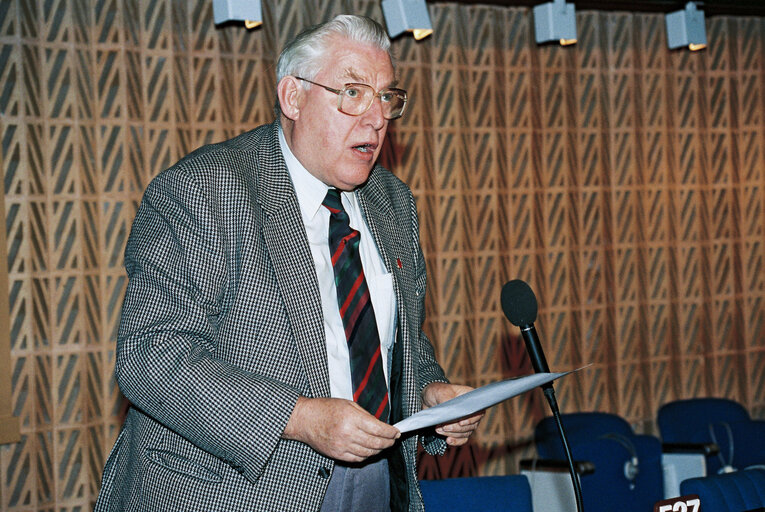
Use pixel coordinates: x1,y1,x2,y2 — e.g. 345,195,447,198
353,143,375,153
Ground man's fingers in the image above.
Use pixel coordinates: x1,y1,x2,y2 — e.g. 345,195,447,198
284,397,401,462
434,409,484,445
446,436,471,447
453,414,483,429
437,411,484,431
347,401,400,438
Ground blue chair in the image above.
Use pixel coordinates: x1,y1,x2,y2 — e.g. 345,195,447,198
658,398,765,475
531,412,664,512
419,475,532,512
680,468,765,512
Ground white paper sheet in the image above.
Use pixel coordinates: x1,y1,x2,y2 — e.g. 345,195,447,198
393,371,572,433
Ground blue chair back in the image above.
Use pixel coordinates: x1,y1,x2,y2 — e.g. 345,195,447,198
658,398,765,474
535,412,634,458
658,398,750,442
535,412,664,512
680,468,765,512
419,475,532,512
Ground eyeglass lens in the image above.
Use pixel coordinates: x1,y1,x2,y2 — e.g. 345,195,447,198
340,84,407,119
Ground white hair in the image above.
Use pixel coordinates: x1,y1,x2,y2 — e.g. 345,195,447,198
275,15,393,115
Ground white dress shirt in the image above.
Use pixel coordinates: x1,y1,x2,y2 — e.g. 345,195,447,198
278,127,396,400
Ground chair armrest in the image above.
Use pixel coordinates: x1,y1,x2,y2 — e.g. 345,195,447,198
662,442,719,456
519,458,595,475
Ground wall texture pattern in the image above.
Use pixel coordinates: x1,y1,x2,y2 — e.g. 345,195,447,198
1,0,764,509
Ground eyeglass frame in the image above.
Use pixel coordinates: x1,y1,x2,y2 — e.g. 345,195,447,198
294,77,408,120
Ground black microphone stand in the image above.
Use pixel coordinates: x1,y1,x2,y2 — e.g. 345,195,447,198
503,280,584,512
539,383,584,512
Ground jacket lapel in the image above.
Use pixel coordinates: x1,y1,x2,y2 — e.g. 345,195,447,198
357,171,405,313
253,123,331,399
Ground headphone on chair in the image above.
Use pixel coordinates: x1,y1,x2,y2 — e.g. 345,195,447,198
709,422,737,474
599,433,640,489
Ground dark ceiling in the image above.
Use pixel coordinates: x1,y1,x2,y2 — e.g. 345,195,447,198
436,0,765,17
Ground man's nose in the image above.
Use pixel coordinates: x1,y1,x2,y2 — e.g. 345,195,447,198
363,95,386,129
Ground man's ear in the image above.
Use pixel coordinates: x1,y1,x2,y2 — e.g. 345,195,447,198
277,76,303,121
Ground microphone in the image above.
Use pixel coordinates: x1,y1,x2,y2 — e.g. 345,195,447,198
501,279,586,512
500,279,551,383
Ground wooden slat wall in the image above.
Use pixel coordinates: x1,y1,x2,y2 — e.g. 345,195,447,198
1,0,764,508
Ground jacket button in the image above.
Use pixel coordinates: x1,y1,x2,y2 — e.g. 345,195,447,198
318,466,331,479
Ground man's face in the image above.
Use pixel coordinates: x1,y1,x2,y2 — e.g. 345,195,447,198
288,36,395,191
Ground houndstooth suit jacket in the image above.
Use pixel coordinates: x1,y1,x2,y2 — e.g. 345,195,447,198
94,121,449,511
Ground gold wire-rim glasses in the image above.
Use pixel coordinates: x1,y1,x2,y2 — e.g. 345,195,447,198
295,77,408,120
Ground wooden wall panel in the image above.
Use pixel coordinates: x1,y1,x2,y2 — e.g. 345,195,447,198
2,0,765,508
0,134,21,449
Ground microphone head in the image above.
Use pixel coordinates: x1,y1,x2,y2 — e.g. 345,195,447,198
501,279,538,326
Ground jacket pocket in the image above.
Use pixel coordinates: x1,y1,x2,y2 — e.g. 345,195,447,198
145,448,224,483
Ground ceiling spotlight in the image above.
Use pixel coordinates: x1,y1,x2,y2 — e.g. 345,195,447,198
666,1,706,51
381,0,433,41
212,0,262,29
533,0,577,46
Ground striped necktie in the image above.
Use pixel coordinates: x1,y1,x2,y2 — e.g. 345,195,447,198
322,188,390,421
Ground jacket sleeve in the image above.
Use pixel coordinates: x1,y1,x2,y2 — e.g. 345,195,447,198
114,165,300,484
406,190,449,456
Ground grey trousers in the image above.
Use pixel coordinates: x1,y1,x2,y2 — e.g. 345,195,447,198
320,458,390,512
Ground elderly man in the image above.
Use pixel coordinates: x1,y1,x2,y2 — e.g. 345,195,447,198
95,14,481,512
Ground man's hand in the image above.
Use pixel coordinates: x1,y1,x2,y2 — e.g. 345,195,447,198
422,382,484,446
282,397,401,463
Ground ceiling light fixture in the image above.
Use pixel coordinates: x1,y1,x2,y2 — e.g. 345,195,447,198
666,1,707,51
533,0,577,46
381,0,433,41
212,0,262,29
